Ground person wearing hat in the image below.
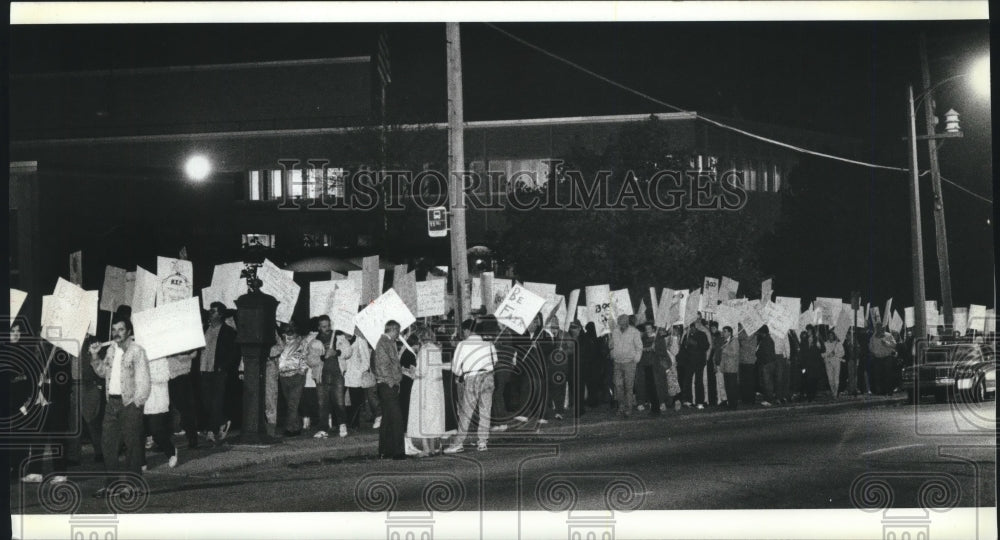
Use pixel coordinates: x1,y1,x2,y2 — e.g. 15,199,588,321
609,314,643,417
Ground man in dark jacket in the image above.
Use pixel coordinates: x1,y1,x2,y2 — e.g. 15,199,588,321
678,320,710,409
756,325,777,406
196,302,241,442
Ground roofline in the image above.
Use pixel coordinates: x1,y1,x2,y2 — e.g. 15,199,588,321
11,112,697,147
10,56,372,80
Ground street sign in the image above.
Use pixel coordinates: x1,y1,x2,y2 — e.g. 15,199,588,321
427,206,448,238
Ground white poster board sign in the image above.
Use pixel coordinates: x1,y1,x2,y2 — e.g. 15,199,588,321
156,257,193,307
585,284,612,336
41,279,93,357
416,279,447,318
211,262,249,310
100,265,128,312
719,276,739,301
523,282,557,299
133,297,207,360
563,289,581,332
760,278,773,304
610,288,634,320
259,259,301,324
495,283,546,335
968,304,987,332
132,266,158,314
10,288,27,324
904,307,915,328
702,277,720,312
354,289,416,346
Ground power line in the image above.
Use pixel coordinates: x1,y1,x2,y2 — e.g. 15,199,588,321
920,170,994,204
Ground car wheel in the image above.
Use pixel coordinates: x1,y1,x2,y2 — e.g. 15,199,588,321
973,379,986,403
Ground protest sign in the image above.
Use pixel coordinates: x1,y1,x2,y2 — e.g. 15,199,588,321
482,273,495,311
211,262,248,309
69,251,83,286
495,283,546,335
324,278,362,333
653,288,672,329
685,290,702,325
392,267,418,315
776,296,801,322
610,289,634,320
309,280,340,318
416,279,447,317
904,307,915,328
331,271,346,281
762,301,795,335
523,282,557,299
361,256,381,304
871,306,882,327
554,296,568,332
635,299,647,325
540,294,565,327
761,278,773,304
670,290,688,326
814,297,842,325
10,289,27,323
563,289,580,332
354,289,416,346
986,309,995,333
41,278,94,357
884,298,893,324
100,265,128,312
713,303,739,332
855,306,867,328
720,276,739,301
201,286,220,310
739,302,765,334
585,285,612,336
953,307,969,335
84,290,99,336
491,278,513,313
577,306,591,328
968,305,986,332
702,277,720,311
132,266,158,313
471,277,483,310
259,259,301,324
123,271,136,308
155,257,193,307
888,310,903,334
133,297,207,360
798,308,814,333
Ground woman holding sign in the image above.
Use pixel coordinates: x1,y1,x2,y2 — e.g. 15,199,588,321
405,326,447,457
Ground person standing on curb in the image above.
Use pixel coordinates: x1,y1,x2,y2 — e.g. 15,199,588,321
445,319,496,453
609,315,643,417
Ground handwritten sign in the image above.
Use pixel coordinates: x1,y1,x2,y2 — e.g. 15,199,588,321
133,297,207,360
713,303,739,332
814,297,842,325
10,288,27,324
904,307,915,328
494,283,546,335
211,262,249,309
739,301,766,335
393,268,418,315
684,290,702,325
833,307,852,340
41,278,93,357
471,277,483,310
131,266,158,313
610,289,634,320
761,278,773,304
201,286,220,310
156,257,193,307
309,280,340,318
523,282,557,299
585,285,612,336
576,306,591,328
416,279,447,318
702,277,720,311
670,290,688,327
259,259,301,324
719,276,739,301
635,299,648,325
888,310,904,334
952,306,969,335
100,265,128,312
563,289,580,332
653,288,672,329
540,294,566,327
354,289,416,346
491,278,512,314
349,269,384,306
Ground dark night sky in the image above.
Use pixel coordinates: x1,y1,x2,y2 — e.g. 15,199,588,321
8,20,995,306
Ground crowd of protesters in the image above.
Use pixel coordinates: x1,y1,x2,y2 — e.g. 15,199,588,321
6,285,992,495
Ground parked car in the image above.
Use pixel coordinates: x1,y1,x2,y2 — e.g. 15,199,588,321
901,340,996,403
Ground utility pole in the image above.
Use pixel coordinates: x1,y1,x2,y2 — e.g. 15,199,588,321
446,23,470,322
907,84,928,341
919,33,954,329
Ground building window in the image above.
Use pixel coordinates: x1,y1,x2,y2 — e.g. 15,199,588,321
242,234,275,249
488,158,551,190
772,164,782,192
301,232,331,248
246,167,345,201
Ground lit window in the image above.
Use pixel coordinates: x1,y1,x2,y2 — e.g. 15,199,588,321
269,170,283,199
289,169,304,199
248,171,262,200
242,234,275,249
490,158,550,190
773,164,782,192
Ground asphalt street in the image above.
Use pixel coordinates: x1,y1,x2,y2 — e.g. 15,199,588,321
10,397,995,515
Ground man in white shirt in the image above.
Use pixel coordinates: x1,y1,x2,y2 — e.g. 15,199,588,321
609,315,643,417
89,317,150,498
445,320,497,453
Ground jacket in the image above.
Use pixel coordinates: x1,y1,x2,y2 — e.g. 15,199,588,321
372,334,402,386
91,336,151,407
720,337,740,374
609,325,643,364
144,357,171,415
343,336,375,388
738,332,758,365
199,323,241,374
755,333,776,365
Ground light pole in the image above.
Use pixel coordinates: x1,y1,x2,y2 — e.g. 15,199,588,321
906,84,928,342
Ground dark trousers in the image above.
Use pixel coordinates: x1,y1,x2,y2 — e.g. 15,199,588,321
143,412,176,463
759,362,778,402
168,374,199,445
376,383,405,458
317,376,348,430
66,383,104,463
804,374,821,401
636,362,670,410
348,387,381,426
101,397,144,486
739,364,757,405
548,369,567,416
25,435,68,475
279,374,306,432
492,368,513,421
775,357,791,401
197,371,227,432
723,373,740,409
679,363,706,405
707,366,719,405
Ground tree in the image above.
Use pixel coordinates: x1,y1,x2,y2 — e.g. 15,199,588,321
496,116,767,296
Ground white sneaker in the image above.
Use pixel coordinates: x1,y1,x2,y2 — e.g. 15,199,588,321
21,473,43,483
51,475,68,484
513,416,529,423
141,465,148,472
554,413,564,420
538,418,549,425
339,424,348,438
490,424,508,432
168,450,178,468
372,416,382,429
674,401,682,411
313,430,329,439
660,403,668,412
219,420,231,441
477,442,488,452
636,404,646,412
761,401,773,407
145,436,154,450
696,404,705,410
443,444,464,454
174,429,186,436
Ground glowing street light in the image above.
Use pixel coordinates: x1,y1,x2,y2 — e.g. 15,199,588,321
969,56,990,97
184,155,212,181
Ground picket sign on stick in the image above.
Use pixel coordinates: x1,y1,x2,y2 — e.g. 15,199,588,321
494,283,545,335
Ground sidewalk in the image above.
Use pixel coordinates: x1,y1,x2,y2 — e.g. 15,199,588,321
153,393,905,476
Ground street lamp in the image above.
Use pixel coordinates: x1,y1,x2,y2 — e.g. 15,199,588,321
184,154,212,181
907,34,990,337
